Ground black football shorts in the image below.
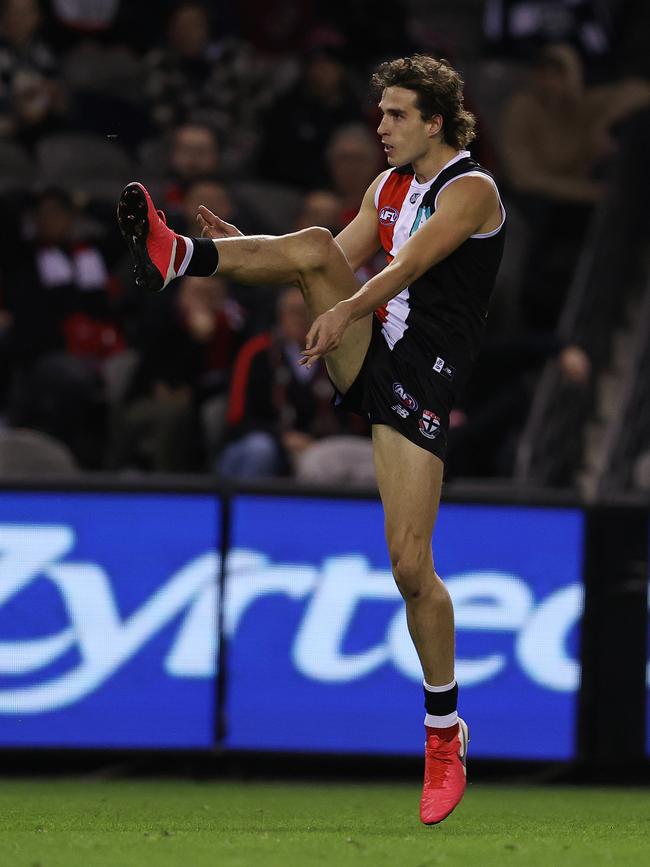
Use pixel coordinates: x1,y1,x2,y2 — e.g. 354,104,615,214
334,319,456,461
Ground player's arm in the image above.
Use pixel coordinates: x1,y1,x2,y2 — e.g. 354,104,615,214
333,171,386,271
301,176,498,365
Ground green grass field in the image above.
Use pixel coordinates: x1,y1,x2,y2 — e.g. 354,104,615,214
0,778,649,867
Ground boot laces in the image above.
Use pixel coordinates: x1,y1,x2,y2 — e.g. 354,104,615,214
424,736,458,789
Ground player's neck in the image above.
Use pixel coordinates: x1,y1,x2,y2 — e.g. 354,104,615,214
412,143,460,184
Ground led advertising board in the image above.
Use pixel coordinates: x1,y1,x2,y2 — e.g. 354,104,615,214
0,492,219,748
224,497,584,760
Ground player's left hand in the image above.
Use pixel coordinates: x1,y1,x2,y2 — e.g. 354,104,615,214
300,303,352,368
196,205,243,239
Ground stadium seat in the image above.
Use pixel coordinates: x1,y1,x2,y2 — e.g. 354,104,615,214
231,181,303,235
35,133,135,202
62,46,144,103
296,436,376,486
0,429,79,478
102,350,140,406
138,136,171,180
0,141,34,193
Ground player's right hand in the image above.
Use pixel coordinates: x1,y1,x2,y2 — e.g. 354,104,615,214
196,205,243,239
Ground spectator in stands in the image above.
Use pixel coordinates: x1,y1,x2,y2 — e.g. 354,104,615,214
0,0,67,144
161,122,221,211
325,124,384,227
218,286,342,478
258,29,364,190
144,1,275,174
178,177,256,238
501,42,650,328
4,187,122,466
445,332,591,478
294,190,343,234
108,274,243,472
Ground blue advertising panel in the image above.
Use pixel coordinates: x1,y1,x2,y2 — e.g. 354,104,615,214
224,497,584,760
0,491,219,748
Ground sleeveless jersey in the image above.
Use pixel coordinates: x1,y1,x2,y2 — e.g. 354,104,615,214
374,151,505,388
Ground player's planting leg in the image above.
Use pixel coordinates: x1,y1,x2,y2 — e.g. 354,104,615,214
372,423,468,826
117,182,371,394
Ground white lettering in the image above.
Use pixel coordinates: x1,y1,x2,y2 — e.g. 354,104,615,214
516,584,583,691
293,556,396,681
0,525,585,715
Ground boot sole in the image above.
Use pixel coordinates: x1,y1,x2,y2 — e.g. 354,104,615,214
117,183,164,292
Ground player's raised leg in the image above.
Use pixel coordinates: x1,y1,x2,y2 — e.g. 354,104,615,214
372,423,468,825
117,181,371,394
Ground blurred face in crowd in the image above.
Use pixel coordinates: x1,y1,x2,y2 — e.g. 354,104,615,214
305,52,345,98
34,195,75,245
183,180,233,228
532,46,583,105
0,0,41,46
533,62,572,103
328,128,384,199
294,190,342,233
168,4,210,58
171,125,219,182
179,275,225,314
178,275,227,342
278,286,310,345
377,86,442,168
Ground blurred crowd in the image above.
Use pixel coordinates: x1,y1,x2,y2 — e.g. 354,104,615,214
0,0,648,482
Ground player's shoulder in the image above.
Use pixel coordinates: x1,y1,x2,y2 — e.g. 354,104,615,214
372,166,415,208
363,168,394,210
437,157,500,201
432,160,502,227
370,168,393,194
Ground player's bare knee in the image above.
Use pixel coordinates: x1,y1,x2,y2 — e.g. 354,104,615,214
389,544,433,601
295,226,334,274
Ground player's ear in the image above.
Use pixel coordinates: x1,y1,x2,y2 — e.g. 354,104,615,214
427,114,443,139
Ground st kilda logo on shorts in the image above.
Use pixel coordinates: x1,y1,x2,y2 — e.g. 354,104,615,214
393,382,418,412
419,409,441,440
379,206,399,226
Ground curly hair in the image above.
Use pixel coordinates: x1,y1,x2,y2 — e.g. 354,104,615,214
371,54,476,150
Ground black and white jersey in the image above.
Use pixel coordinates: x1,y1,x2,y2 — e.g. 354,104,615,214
375,151,506,388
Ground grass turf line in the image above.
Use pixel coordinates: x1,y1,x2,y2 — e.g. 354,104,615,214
0,779,649,867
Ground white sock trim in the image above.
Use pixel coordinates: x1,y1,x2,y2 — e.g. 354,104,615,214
423,679,456,693
177,236,194,277
425,711,458,728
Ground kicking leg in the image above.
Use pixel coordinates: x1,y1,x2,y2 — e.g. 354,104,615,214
117,182,370,394
211,227,371,393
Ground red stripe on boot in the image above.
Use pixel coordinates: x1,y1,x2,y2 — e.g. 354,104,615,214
173,235,187,274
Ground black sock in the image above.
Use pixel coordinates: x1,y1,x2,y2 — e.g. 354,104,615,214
423,682,458,718
185,237,220,277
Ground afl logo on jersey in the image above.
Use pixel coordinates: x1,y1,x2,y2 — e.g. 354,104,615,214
393,382,418,411
379,206,399,226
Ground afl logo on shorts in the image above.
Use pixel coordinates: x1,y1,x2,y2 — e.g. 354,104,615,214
419,409,441,440
379,206,399,226
393,382,418,411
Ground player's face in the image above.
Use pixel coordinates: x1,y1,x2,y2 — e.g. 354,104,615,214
377,87,440,167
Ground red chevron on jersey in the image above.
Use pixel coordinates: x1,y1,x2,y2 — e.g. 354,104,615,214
376,171,412,258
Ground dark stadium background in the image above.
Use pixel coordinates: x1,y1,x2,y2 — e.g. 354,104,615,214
0,0,648,802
